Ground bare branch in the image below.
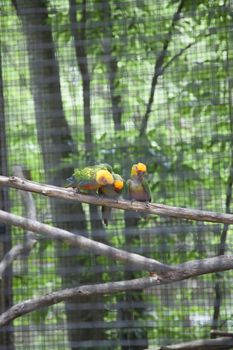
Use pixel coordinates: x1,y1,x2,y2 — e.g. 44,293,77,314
1,251,233,326
0,258,233,327
145,336,233,349
210,330,233,338
162,31,214,75
0,209,233,280
1,175,233,224
0,209,232,325
12,166,37,222
139,0,186,136
0,208,173,276
0,277,161,326
0,167,37,278
161,41,194,73
0,243,33,280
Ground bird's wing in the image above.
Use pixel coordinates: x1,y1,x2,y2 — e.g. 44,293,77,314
142,178,152,202
124,179,132,200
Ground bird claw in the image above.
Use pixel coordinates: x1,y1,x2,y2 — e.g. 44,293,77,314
146,201,150,208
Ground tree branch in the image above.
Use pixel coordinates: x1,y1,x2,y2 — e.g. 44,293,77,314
1,252,233,327
161,41,194,73
0,209,233,325
0,209,233,280
161,31,213,75
210,330,233,338
139,0,185,136
0,166,37,279
0,277,162,326
1,175,233,224
0,208,174,276
145,336,233,349
0,253,233,327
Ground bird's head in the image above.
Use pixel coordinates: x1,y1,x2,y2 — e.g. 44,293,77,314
113,179,124,192
96,170,114,186
131,162,147,177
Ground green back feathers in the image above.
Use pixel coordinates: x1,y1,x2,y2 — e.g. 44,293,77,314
73,166,97,182
73,163,112,179
65,163,113,189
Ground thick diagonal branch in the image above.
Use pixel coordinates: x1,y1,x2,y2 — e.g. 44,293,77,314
0,209,233,279
0,209,173,275
1,252,233,327
1,175,233,224
0,277,160,326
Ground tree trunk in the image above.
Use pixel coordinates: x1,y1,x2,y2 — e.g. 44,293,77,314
98,0,123,131
14,1,87,349
119,212,149,350
0,42,14,350
69,0,107,346
97,1,147,346
212,24,233,330
0,41,14,350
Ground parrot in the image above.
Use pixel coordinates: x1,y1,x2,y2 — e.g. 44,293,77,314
65,163,114,192
99,173,124,226
125,162,151,203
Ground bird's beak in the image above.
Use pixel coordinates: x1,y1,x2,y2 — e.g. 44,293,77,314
137,171,145,177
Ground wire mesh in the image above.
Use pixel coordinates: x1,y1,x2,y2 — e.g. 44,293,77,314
0,0,233,349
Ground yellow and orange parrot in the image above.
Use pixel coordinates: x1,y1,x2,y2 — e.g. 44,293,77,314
125,162,151,203
65,163,114,192
99,173,124,226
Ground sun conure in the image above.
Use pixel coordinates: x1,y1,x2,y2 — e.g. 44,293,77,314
65,163,114,192
125,162,151,203
99,173,124,226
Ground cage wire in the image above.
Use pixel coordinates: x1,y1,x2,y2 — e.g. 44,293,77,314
0,0,233,349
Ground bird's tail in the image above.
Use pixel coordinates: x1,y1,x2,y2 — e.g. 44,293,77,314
64,175,76,188
102,206,112,226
